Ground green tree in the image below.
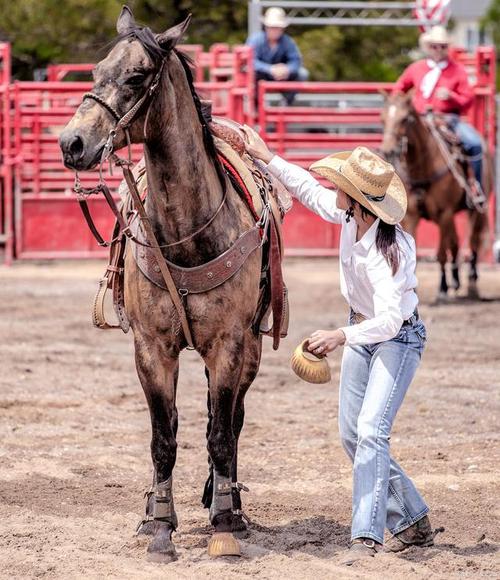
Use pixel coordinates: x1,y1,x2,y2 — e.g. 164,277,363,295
0,0,423,82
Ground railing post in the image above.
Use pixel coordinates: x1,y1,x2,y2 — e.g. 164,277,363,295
494,94,500,263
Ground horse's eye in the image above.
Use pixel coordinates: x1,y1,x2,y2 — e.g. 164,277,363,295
126,74,145,86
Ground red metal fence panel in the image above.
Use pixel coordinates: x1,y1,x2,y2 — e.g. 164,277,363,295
3,44,255,259
258,47,496,257
0,43,496,261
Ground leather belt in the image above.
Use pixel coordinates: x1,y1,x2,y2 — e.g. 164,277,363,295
350,308,419,326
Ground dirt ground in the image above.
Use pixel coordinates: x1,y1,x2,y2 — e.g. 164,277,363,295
0,258,499,579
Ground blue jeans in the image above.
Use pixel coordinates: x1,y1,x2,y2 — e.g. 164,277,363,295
449,116,483,184
256,67,309,105
338,317,429,544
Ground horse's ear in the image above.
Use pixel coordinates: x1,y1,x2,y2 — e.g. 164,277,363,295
156,14,192,50
117,6,136,35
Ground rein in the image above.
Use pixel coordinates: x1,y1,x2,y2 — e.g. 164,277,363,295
391,113,461,190
72,57,201,347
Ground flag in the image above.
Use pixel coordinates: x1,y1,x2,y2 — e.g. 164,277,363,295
413,0,451,32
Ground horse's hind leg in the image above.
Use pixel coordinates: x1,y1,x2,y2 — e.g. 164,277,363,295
467,209,487,299
449,225,460,292
436,210,456,301
231,334,262,537
135,337,180,563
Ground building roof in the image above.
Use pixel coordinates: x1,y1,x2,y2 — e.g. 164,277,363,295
450,0,491,19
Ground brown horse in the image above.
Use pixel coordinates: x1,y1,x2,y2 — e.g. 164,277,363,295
380,91,492,299
59,8,270,561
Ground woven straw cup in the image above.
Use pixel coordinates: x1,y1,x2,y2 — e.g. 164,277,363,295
291,339,331,384
309,147,407,225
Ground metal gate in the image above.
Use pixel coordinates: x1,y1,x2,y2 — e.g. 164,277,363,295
0,43,496,261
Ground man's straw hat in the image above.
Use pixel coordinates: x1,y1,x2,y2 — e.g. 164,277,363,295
420,25,451,48
262,7,289,28
309,147,407,225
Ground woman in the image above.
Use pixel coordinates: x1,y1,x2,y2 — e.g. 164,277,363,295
242,126,438,565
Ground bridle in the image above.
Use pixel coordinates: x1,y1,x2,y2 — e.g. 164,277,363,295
70,51,205,349
73,54,228,250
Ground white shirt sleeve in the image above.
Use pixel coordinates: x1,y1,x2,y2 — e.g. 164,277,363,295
340,252,406,346
266,155,344,224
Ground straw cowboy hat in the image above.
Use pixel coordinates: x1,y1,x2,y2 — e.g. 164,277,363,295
419,25,451,48
262,7,289,28
309,147,407,225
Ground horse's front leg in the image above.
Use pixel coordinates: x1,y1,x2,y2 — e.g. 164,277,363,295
202,333,262,539
467,209,487,299
203,335,248,557
135,334,180,563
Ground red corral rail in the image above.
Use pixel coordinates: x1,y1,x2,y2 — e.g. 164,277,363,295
0,43,496,261
4,44,255,259
258,46,496,256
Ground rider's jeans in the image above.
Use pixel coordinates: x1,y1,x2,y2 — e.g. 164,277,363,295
448,115,483,184
338,318,429,544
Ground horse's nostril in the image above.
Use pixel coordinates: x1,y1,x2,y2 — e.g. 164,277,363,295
69,135,84,159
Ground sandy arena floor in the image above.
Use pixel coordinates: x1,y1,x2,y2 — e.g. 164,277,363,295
0,258,499,579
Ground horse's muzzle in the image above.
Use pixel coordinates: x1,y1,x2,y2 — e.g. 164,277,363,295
59,130,104,171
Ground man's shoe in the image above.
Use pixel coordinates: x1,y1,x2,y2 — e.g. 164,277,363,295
340,538,382,565
385,516,444,553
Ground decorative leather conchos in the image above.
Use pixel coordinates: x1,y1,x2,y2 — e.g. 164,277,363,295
130,219,262,294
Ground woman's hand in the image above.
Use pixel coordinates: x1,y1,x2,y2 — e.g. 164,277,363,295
241,125,274,164
308,329,346,356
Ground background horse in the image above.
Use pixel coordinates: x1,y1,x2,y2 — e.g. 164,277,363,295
60,7,268,562
380,91,493,300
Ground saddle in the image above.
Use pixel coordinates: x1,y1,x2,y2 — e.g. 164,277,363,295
94,114,292,350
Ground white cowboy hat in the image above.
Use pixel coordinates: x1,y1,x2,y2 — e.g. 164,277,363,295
309,147,407,225
420,25,451,47
262,7,289,28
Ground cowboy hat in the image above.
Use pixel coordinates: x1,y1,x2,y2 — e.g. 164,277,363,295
262,7,289,28
309,147,407,225
420,25,451,47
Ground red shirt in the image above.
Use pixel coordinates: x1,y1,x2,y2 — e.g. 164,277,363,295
392,58,474,114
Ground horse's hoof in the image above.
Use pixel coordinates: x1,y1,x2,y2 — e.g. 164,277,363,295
136,520,155,536
467,288,480,300
146,547,178,563
146,525,177,563
146,541,178,563
433,292,449,305
207,532,241,557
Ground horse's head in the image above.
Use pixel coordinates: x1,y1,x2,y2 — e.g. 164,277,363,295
60,7,191,171
380,91,417,163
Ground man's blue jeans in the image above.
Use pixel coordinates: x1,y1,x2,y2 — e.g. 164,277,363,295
449,116,483,184
338,318,429,544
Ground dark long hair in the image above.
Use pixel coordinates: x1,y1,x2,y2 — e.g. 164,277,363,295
347,196,401,275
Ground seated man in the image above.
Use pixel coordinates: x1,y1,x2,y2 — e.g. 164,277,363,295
392,26,484,201
246,6,309,105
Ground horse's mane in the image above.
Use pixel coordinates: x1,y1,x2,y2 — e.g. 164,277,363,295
115,25,226,192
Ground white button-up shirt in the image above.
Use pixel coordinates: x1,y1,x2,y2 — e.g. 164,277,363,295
267,155,419,346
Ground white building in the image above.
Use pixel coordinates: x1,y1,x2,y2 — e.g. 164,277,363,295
449,0,493,50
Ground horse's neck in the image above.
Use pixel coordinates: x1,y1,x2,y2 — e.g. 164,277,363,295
406,116,444,180
142,60,239,264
